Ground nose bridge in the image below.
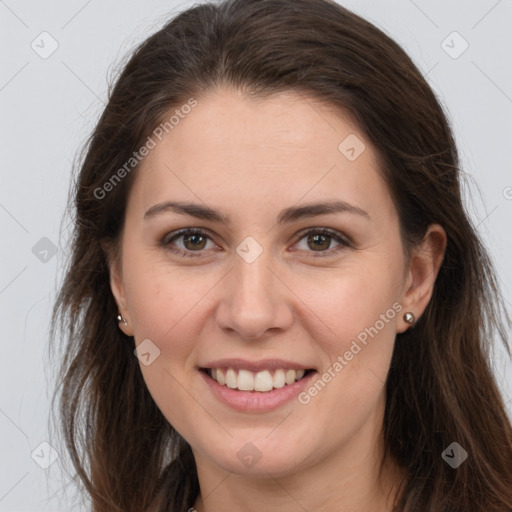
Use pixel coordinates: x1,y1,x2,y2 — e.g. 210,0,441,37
235,244,274,300
215,236,291,339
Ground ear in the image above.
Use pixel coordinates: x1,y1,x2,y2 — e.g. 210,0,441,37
397,224,447,333
101,238,134,336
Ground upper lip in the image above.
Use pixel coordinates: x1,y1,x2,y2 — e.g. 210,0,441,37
200,358,315,373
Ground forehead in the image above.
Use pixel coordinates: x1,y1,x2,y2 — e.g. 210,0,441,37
125,87,394,225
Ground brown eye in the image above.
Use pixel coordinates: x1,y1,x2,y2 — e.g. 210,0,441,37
307,233,332,251
182,232,207,250
295,228,351,257
162,228,215,258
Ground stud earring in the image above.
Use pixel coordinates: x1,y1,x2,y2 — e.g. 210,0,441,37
116,314,128,326
403,312,415,325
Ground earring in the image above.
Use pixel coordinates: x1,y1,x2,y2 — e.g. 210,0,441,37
403,312,415,325
116,314,128,326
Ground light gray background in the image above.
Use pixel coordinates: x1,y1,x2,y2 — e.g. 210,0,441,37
1,0,511,510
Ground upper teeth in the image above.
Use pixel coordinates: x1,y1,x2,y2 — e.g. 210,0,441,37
210,368,306,392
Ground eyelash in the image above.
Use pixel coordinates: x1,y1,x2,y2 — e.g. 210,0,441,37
161,227,352,259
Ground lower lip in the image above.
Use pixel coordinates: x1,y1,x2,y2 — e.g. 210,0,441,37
200,369,317,413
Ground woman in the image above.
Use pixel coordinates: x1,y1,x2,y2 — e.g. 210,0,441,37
50,0,512,510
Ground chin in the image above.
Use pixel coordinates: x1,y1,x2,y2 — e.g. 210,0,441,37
197,431,319,477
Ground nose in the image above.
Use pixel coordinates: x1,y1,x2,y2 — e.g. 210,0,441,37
214,247,293,341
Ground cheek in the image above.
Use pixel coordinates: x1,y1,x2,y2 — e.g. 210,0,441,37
124,236,403,371
123,248,212,346
123,263,213,435
297,253,402,411
315,291,399,394
115,252,403,471
299,254,402,350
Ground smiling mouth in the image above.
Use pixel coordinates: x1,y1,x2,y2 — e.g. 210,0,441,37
200,367,316,392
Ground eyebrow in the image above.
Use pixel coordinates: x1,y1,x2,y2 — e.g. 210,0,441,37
143,200,370,225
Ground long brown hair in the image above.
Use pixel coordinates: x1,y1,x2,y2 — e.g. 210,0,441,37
50,0,512,510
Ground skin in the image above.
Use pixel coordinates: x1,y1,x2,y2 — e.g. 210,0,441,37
108,87,446,511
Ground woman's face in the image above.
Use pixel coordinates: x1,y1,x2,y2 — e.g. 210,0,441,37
109,87,431,478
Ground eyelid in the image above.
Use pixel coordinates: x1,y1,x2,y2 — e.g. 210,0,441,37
293,226,352,246
161,227,214,245
161,227,219,257
290,227,353,258
161,226,353,258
